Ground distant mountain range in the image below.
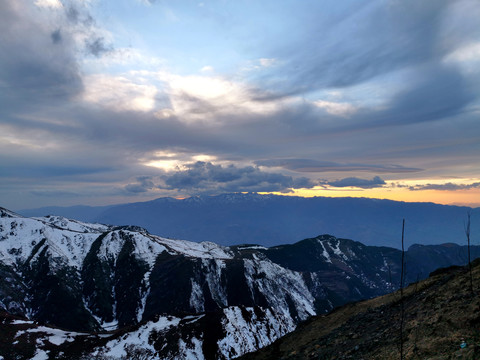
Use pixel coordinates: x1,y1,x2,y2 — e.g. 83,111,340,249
19,193,478,248
1,206,479,359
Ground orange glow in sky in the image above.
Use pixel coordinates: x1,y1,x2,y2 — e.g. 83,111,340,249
266,180,480,208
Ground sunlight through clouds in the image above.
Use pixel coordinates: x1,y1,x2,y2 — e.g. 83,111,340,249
155,71,283,122
1,0,480,208
34,0,62,9
81,74,158,112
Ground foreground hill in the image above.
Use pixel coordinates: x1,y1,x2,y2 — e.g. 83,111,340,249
1,206,478,359
19,193,479,248
241,260,480,360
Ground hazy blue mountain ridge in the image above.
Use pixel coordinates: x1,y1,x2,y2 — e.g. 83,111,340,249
19,193,479,248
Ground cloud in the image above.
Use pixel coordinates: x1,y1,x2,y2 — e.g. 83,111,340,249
157,161,317,194
259,58,277,67
261,0,475,94
85,37,113,57
445,41,480,74
61,3,114,58
313,100,358,117
256,159,422,174
200,65,214,73
409,182,480,191
1,0,479,210
0,153,116,178
34,0,62,9
30,190,81,198
125,176,155,193
0,1,83,111
370,64,475,127
0,0,115,116
81,74,158,112
325,176,386,189
50,29,62,44
155,72,283,123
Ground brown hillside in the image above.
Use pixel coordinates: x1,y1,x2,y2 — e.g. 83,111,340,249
241,260,480,360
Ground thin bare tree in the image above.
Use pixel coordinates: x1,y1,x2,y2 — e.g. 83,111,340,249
465,211,473,293
400,218,405,360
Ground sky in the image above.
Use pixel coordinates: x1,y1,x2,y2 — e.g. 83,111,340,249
1,0,480,210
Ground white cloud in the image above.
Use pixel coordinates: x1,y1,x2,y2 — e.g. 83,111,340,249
200,65,214,73
444,42,480,74
83,48,165,69
259,58,277,67
34,0,62,9
143,152,218,172
155,72,284,122
192,154,216,162
313,100,358,117
81,74,158,112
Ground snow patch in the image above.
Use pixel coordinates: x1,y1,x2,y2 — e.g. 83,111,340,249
189,279,205,313
178,338,205,360
217,307,295,359
102,316,181,358
35,215,109,233
317,240,332,263
201,258,228,307
331,240,348,261
152,236,233,259
243,257,316,321
31,349,49,360
131,232,167,266
12,319,34,325
237,245,268,250
15,326,87,346
0,217,98,269
97,232,125,264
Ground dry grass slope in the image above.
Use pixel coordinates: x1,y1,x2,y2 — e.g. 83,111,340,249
241,259,480,360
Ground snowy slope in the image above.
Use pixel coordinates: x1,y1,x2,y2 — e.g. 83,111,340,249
0,209,319,358
1,207,478,360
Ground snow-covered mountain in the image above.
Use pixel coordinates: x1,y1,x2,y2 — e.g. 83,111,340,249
1,206,478,359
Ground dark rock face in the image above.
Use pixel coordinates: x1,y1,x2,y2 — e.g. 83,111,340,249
0,207,479,359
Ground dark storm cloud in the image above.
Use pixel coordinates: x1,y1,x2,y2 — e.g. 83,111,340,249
409,182,480,191
325,176,386,189
0,0,116,117
0,2,83,111
125,176,155,193
157,162,317,194
256,159,422,173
